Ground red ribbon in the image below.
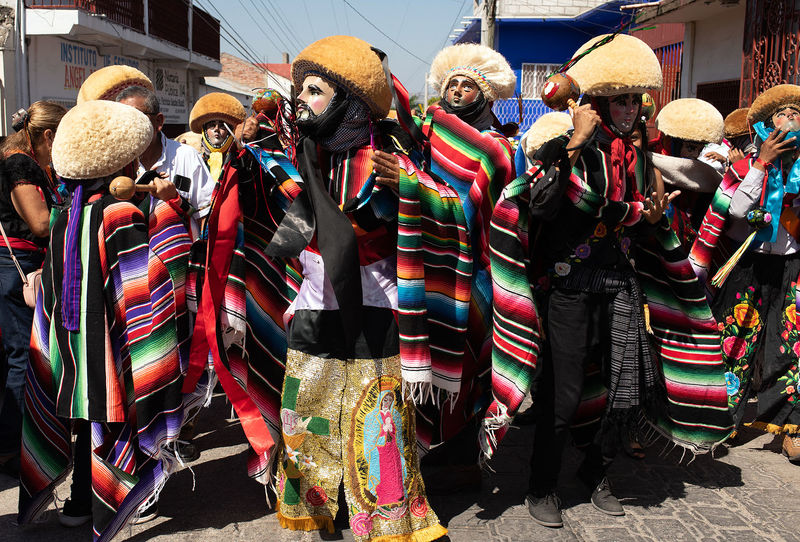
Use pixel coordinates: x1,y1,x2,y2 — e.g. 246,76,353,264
603,124,642,202
182,161,275,456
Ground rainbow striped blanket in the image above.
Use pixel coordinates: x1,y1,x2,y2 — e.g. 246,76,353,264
19,197,190,541
689,158,752,285
398,105,514,407
484,162,734,458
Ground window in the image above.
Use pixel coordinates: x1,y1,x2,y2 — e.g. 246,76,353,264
520,63,562,100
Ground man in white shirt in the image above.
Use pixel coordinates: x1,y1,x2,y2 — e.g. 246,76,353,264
117,86,214,240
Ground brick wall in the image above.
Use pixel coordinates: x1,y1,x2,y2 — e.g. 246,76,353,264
219,53,266,89
496,0,608,18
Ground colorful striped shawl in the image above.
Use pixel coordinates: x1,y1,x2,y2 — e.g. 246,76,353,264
482,174,541,457
184,146,303,483
689,158,753,285
398,106,514,399
483,156,734,458
19,197,190,541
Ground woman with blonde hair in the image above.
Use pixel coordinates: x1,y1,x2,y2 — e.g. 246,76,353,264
0,100,66,477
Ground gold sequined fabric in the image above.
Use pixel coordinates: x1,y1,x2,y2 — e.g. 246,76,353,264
276,350,446,542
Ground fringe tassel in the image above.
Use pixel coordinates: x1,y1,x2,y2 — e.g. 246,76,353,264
478,404,512,460
711,230,757,287
643,303,653,335
369,523,449,542
746,421,800,435
402,381,434,406
276,508,335,533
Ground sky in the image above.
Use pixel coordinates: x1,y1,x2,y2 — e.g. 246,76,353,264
203,0,473,97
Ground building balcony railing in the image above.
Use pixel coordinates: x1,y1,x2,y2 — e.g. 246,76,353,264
192,6,220,61
27,0,220,61
28,0,145,32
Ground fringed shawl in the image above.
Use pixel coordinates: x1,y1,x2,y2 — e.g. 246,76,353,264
689,157,753,285
482,150,734,458
398,105,514,401
183,145,303,483
19,197,191,541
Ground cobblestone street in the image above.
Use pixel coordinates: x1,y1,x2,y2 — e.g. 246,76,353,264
2,395,797,541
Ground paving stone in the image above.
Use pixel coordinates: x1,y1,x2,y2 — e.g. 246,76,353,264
2,394,799,541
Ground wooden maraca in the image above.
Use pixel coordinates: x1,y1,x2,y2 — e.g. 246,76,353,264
109,176,156,200
541,72,581,112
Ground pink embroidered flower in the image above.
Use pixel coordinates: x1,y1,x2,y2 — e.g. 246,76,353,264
788,386,796,395
793,342,800,358
722,336,747,360
410,496,428,518
350,512,373,537
306,485,328,507
783,329,791,341
725,316,735,325
277,474,285,494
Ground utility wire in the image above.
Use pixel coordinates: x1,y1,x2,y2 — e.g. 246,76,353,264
330,0,342,35
178,0,263,68
262,0,305,52
441,0,468,48
302,0,316,42
238,0,286,55
244,0,297,56
196,0,269,69
341,0,428,64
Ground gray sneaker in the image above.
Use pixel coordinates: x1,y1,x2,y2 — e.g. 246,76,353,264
525,492,563,528
591,477,624,516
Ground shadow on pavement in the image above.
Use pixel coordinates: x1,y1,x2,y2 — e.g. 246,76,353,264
425,412,745,527
125,449,272,541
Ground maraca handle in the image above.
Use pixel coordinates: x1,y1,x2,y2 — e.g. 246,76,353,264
567,98,578,110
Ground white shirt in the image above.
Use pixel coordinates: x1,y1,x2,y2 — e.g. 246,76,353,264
726,164,800,255
137,132,215,239
284,249,398,327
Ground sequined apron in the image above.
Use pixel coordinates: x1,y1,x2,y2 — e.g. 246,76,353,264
276,351,446,542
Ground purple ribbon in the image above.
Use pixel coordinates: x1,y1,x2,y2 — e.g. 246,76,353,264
61,182,84,332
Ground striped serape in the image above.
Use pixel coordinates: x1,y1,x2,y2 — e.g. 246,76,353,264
484,155,734,457
19,196,190,541
399,105,514,407
689,157,753,284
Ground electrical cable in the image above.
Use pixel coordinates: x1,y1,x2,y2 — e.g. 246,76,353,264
341,0,428,64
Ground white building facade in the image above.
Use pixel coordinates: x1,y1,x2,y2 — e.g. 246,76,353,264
0,0,222,136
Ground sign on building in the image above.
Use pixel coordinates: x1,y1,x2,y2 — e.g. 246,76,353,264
28,36,189,123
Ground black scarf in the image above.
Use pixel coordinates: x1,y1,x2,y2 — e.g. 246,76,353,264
439,94,493,132
297,91,371,153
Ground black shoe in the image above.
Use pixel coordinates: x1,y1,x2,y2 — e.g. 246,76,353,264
590,477,624,516
525,492,563,528
59,498,92,527
176,440,200,463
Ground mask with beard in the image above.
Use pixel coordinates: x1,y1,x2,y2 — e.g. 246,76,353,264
296,88,372,153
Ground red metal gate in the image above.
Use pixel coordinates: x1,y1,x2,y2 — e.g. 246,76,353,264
741,0,800,106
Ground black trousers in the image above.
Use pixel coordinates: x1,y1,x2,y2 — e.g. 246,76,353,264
528,288,610,495
71,421,92,506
